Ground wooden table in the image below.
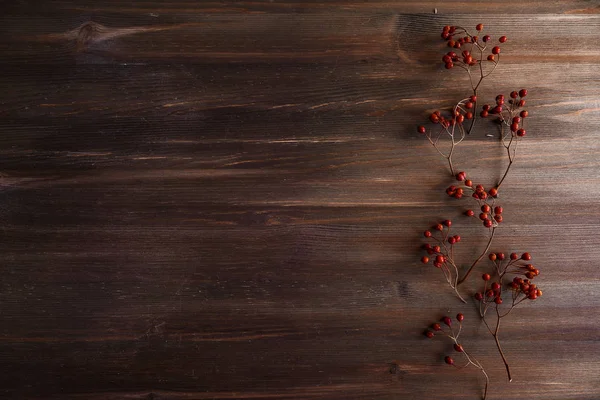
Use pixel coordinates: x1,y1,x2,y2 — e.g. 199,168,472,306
1,2,599,399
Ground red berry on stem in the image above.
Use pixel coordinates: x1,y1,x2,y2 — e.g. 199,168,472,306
445,356,455,365
497,252,505,260
418,126,426,134
487,55,495,62
489,187,498,197
492,46,500,54
483,35,491,42
454,344,464,352
421,256,429,264
499,36,507,43
424,230,432,238
520,110,529,118
518,99,526,107
456,313,464,322
465,209,474,217
484,219,493,228
443,219,452,227
436,255,445,264
445,62,454,69
474,292,483,300
510,252,519,260
432,323,442,331
494,214,503,223
433,245,441,253
482,273,491,281
425,331,435,338
519,89,528,97
480,110,489,117
476,23,484,31
456,172,466,181
465,179,473,187
492,282,501,291
495,296,503,304
442,316,452,327
489,253,497,261
510,123,519,132
522,252,532,260
481,204,491,213
479,213,489,221
517,128,526,137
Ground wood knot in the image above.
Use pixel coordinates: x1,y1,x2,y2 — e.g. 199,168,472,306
75,21,105,51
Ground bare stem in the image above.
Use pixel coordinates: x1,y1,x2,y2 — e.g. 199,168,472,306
493,327,512,382
457,228,496,285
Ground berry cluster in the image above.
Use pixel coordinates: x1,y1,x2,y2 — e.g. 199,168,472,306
421,220,465,302
424,313,489,399
440,24,506,70
471,251,543,382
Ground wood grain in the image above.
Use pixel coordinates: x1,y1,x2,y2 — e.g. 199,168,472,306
1,2,600,399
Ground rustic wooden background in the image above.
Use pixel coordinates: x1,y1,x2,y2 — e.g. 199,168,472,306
1,1,600,399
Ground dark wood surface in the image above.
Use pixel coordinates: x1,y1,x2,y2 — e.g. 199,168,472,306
1,2,600,399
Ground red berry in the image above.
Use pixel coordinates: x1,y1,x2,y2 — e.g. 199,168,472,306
494,214,503,223
483,35,491,42
456,313,464,322
494,207,503,214
448,237,456,245
424,230,432,238
454,343,464,352
482,104,490,111
492,46,500,54
474,292,483,300
510,252,519,260
445,356,455,365
489,253,497,261
456,172,466,181
510,123,519,132
436,255,445,264
430,114,440,123
432,323,442,331
479,213,488,221
486,289,494,297
442,316,452,327
519,89,528,97
520,110,529,118
421,256,429,264
512,116,521,124
418,125,426,134
453,235,461,242
445,62,454,69
482,273,491,281
435,224,444,231
433,246,441,253
497,252,505,260
495,296,503,304
470,95,477,102
522,252,532,260
492,105,502,114
480,110,489,117
465,179,473,187
487,54,495,61
499,36,507,43
517,128,526,137
488,188,498,197
465,111,473,120
510,91,518,98
484,219,493,228
491,282,501,291
425,331,435,338
476,23,484,31
465,209,475,217
443,219,452,227
518,99,526,107
529,292,538,300
481,204,491,213
465,101,473,109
